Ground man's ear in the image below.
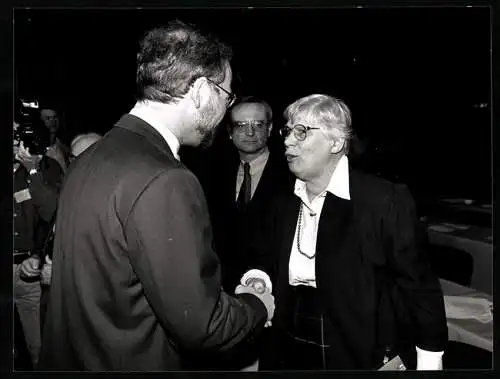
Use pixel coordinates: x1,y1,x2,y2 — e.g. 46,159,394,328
189,77,208,110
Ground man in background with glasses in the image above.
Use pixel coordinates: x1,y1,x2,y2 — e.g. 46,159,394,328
207,97,293,293
201,96,293,370
38,20,274,371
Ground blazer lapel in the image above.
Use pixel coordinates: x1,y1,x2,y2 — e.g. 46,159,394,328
274,195,301,318
275,192,353,289
316,192,353,266
280,195,301,261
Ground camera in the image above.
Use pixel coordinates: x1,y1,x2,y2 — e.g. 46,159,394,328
14,98,51,156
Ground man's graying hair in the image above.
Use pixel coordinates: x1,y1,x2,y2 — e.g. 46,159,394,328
136,20,232,104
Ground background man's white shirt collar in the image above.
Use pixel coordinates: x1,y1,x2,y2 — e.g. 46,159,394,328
241,147,269,173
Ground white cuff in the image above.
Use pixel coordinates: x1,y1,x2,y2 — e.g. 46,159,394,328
416,346,444,370
240,269,272,293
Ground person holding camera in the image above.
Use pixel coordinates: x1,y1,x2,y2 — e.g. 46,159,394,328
13,121,63,369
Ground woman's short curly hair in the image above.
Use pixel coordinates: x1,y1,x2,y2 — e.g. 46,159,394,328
284,94,353,153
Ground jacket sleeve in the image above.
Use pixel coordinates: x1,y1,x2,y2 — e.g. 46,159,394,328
124,168,267,353
384,183,448,352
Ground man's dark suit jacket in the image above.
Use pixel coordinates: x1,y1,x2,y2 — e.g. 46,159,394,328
38,114,267,371
251,168,448,370
204,148,293,293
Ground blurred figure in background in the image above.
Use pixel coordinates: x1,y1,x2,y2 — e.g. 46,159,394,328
40,107,69,172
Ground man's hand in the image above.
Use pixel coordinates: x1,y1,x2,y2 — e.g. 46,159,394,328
19,256,41,278
15,142,42,172
235,284,275,327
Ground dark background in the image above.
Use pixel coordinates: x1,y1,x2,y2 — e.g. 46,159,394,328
13,6,492,202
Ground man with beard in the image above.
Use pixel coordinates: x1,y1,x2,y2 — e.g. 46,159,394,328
38,20,275,371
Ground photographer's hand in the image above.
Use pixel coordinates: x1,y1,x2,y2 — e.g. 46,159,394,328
15,142,42,172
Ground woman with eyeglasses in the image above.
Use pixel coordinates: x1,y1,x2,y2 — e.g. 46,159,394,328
244,94,448,371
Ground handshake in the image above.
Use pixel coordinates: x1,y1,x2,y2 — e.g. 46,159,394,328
235,270,275,327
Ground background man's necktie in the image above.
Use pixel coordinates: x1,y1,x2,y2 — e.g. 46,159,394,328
237,162,251,208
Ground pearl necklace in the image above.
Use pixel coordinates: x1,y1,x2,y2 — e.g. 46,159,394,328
296,204,316,259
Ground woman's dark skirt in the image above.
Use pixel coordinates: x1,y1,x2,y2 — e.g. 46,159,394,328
261,285,332,370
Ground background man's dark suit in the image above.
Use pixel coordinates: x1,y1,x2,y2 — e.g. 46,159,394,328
204,146,293,293
251,169,448,370
38,114,267,371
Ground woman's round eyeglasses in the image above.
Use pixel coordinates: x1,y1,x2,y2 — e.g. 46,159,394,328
279,124,320,141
